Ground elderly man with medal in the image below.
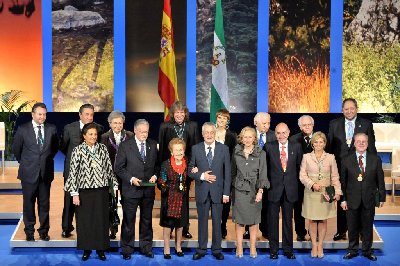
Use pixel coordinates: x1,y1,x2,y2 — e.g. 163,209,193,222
340,133,385,261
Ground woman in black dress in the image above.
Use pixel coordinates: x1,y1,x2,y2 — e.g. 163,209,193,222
158,138,189,259
64,123,118,261
214,108,237,239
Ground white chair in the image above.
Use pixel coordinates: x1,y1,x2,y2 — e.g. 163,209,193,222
373,123,400,152
0,122,5,175
391,147,400,202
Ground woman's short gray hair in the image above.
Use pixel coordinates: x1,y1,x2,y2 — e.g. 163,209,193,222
107,110,125,123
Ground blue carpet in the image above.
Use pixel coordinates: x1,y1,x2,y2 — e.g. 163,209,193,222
1,220,400,265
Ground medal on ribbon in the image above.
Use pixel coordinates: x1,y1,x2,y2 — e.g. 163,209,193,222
357,174,363,182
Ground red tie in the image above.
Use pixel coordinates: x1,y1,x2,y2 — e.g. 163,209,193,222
280,145,287,172
358,155,364,175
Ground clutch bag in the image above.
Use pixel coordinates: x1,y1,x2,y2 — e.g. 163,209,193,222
325,185,335,203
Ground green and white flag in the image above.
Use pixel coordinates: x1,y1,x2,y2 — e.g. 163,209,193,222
210,0,228,123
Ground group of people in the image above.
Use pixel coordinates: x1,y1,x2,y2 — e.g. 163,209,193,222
12,98,386,262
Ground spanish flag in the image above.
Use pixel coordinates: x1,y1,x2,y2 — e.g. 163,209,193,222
158,0,178,121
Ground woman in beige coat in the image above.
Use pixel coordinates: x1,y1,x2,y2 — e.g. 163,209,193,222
299,131,342,258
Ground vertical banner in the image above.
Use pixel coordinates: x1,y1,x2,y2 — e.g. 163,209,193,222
126,0,186,112
158,0,179,120
197,0,258,113
0,0,43,103
268,1,330,113
210,0,228,123
52,1,114,111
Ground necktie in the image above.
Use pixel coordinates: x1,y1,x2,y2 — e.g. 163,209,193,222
280,145,287,172
140,142,146,161
259,133,265,149
347,122,354,139
358,155,364,175
37,125,44,151
305,136,310,146
207,146,213,168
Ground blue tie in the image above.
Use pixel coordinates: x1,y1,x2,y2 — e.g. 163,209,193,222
347,122,354,139
207,146,213,168
259,133,264,149
140,142,146,161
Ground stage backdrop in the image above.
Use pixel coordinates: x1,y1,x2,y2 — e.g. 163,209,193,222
51,0,114,112
0,0,42,103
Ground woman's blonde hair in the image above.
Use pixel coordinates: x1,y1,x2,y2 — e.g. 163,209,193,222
310,131,327,149
238,126,258,145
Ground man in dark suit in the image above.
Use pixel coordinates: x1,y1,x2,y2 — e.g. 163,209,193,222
327,98,377,241
289,115,314,241
265,123,302,260
340,133,385,261
12,102,58,241
60,103,103,238
115,119,159,260
253,112,276,239
188,122,231,260
158,101,200,238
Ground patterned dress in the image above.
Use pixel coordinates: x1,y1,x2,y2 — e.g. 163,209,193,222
64,142,118,250
158,158,189,228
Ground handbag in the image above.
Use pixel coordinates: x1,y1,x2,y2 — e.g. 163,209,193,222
325,185,335,203
109,178,120,230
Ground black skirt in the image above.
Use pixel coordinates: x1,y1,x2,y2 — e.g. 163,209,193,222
159,191,189,229
76,187,110,250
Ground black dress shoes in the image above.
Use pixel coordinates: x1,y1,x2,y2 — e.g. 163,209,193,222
61,231,71,238
183,231,193,239
122,253,131,260
96,250,106,261
164,254,172,259
270,252,278,259
363,252,377,261
143,251,154,258
39,233,50,241
343,252,358,260
296,235,306,241
26,234,34,241
333,232,346,241
82,250,92,261
243,230,250,239
284,252,296,259
175,250,184,257
212,252,224,260
192,252,205,260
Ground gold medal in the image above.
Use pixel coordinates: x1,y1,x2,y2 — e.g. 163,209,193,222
346,139,352,146
357,174,363,182
179,183,183,191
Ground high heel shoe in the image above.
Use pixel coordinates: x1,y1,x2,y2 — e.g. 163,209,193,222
311,244,318,258
250,252,257,258
317,247,324,258
236,247,243,258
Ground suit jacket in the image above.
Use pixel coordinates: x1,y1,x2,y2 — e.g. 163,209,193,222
12,121,58,184
327,117,376,169
114,138,159,198
340,152,385,209
299,152,342,194
158,120,200,162
188,141,231,203
264,140,303,203
290,132,313,154
60,121,103,179
101,129,134,170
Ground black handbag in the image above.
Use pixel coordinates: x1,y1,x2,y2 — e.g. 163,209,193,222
325,185,335,203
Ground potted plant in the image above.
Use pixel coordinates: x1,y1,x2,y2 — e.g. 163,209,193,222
0,90,34,160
